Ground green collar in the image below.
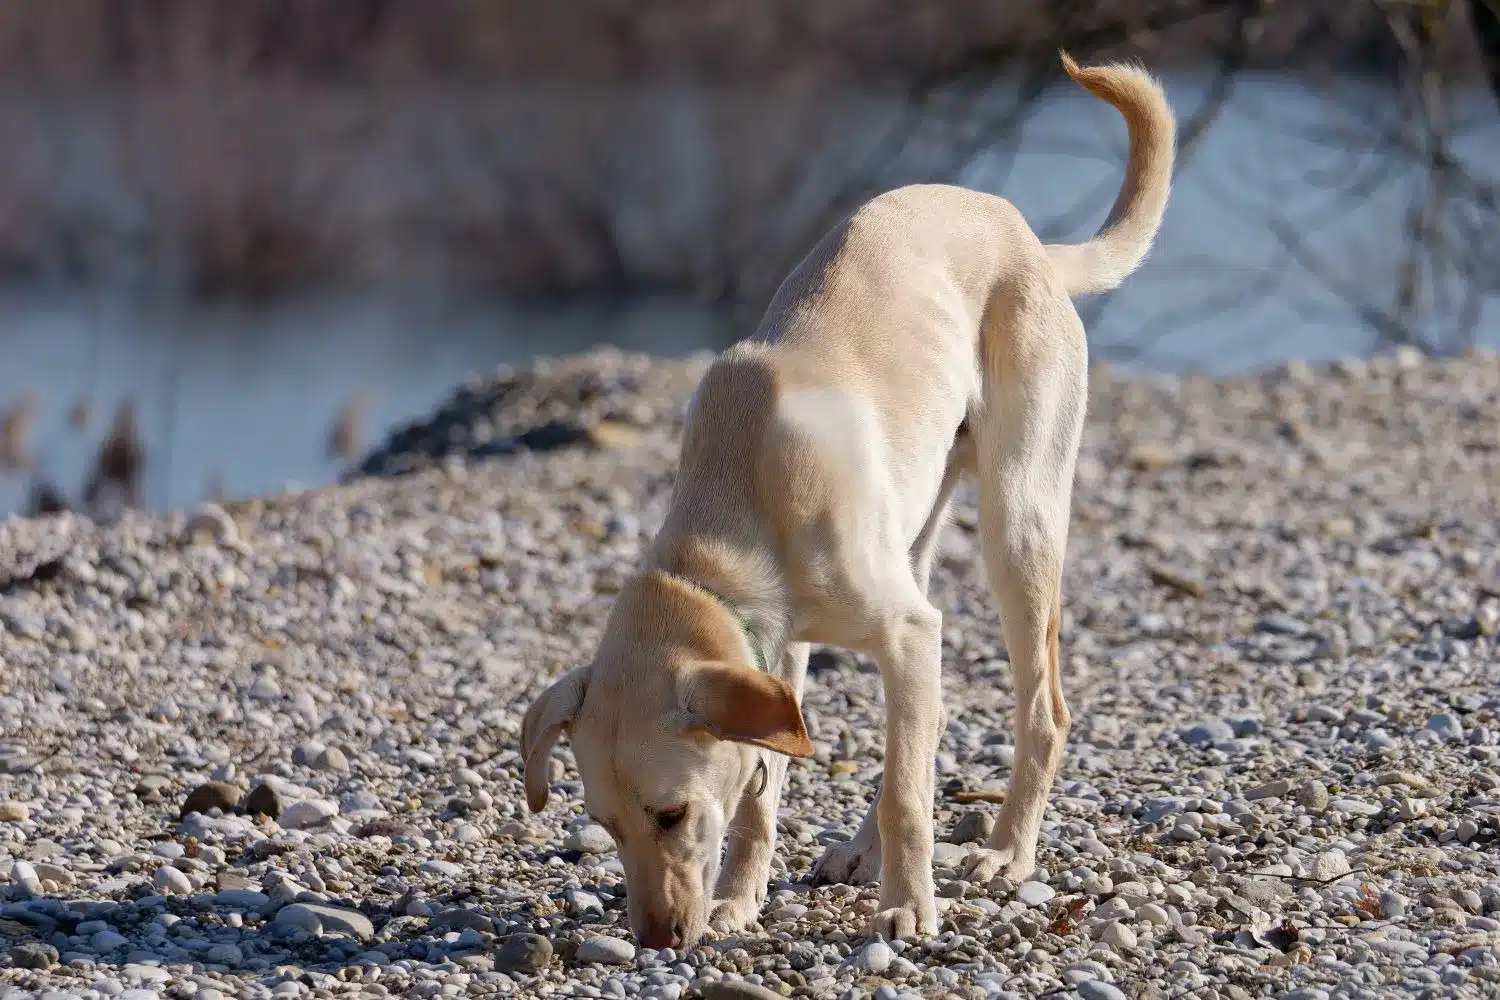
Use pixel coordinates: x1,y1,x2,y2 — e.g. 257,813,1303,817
663,571,770,673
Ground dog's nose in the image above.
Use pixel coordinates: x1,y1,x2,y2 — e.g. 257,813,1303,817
639,915,685,949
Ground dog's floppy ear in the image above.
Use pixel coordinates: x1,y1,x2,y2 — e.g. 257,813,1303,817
678,661,815,758
520,666,589,812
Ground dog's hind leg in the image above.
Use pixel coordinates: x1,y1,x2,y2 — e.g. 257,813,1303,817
960,293,1086,886
711,641,811,933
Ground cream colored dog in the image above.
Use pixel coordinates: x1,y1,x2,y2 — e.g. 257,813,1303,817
521,52,1175,947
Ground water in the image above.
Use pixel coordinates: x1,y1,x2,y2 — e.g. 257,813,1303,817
0,72,1496,515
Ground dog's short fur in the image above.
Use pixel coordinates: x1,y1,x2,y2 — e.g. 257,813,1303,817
521,53,1175,946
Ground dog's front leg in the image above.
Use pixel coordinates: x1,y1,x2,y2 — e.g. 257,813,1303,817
867,601,944,940
710,643,810,934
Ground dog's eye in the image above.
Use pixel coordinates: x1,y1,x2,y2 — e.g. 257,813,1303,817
654,805,688,831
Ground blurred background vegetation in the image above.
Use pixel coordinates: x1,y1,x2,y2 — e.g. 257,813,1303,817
0,0,1496,515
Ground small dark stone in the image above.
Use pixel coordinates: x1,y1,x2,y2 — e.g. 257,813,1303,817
9,941,59,969
494,932,552,973
516,421,590,452
243,781,283,819
806,649,842,674
180,781,242,819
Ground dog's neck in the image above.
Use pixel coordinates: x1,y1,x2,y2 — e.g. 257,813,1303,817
645,535,790,675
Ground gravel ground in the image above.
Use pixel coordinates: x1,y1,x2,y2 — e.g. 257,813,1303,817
2,345,1500,1000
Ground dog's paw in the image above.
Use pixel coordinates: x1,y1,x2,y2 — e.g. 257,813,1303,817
708,896,762,935
958,846,1029,885
811,836,882,886
866,900,937,941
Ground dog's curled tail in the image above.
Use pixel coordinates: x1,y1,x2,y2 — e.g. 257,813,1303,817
1045,51,1176,297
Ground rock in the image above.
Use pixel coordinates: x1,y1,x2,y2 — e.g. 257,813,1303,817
432,907,495,934
205,942,243,965
932,842,969,867
854,940,893,974
279,798,338,829
292,741,325,766
32,862,73,889
575,935,636,965
700,984,785,1000
1017,881,1056,906
1078,983,1128,1000
419,859,464,878
216,889,271,910
494,933,553,972
1245,779,1291,800
564,824,616,854
90,929,129,951
949,810,994,844
180,781,241,818
1427,713,1465,741
185,503,239,545
1098,921,1138,950
1457,818,1480,842
1181,720,1234,747
314,746,349,773
152,865,192,894
1296,779,1330,812
1375,770,1430,789
564,890,603,915
272,903,372,940
1137,902,1171,926
1126,441,1175,471
9,859,40,897
243,781,283,819
1307,852,1352,881
8,941,58,969
0,801,29,822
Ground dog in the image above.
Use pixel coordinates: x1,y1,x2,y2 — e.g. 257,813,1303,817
521,51,1175,947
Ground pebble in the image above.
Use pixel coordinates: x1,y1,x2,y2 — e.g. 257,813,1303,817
854,940,893,974
271,903,373,940
1099,922,1137,950
576,935,637,965
1181,720,1234,746
495,933,553,972
242,781,283,818
179,781,241,818
1137,903,1171,926
1246,779,1290,800
278,798,338,829
699,985,784,1000
8,942,58,969
1307,852,1352,881
151,865,192,894
184,503,239,544
1078,983,1128,1000
0,801,29,822
314,746,350,773
1296,779,1330,812
565,824,616,854
949,810,993,844
1017,881,1056,906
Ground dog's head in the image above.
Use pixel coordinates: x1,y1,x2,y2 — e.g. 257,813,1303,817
519,581,813,948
